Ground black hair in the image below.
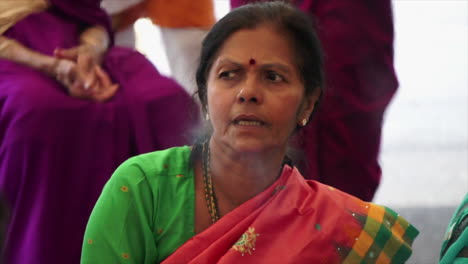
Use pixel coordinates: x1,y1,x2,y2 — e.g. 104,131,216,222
195,1,324,115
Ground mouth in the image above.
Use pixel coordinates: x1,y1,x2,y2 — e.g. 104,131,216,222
232,114,266,126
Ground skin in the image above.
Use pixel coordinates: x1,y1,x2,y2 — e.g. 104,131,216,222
0,26,118,102
194,24,321,234
54,26,119,102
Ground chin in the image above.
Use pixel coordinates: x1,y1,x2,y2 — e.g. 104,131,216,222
231,139,278,154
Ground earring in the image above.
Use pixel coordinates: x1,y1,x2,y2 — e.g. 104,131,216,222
301,118,308,126
206,113,210,121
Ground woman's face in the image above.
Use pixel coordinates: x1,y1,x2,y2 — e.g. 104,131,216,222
206,25,318,154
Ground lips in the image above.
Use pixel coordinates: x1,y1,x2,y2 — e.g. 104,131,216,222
233,114,266,126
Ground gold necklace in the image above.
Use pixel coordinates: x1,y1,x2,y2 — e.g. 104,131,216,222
202,140,220,223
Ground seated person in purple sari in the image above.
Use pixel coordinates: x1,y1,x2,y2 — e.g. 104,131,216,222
0,0,198,263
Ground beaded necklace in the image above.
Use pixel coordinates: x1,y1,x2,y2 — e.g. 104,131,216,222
202,140,220,223
201,140,290,223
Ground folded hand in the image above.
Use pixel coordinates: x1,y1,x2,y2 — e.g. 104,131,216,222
53,45,119,102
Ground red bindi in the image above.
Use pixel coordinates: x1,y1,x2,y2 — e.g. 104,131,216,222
249,58,256,66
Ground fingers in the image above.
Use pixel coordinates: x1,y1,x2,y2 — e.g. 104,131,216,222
54,59,91,99
55,60,76,88
52,59,117,101
93,84,119,102
56,45,102,90
91,66,119,102
77,52,97,89
94,65,112,87
68,81,89,99
54,47,79,61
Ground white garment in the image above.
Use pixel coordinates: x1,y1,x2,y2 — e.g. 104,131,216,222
160,27,208,96
100,0,143,48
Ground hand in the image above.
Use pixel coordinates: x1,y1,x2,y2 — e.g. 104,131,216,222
54,45,119,102
52,61,119,102
52,58,93,99
54,44,105,90
89,65,119,102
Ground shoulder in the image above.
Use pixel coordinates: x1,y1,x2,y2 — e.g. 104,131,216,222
111,146,193,184
304,179,418,263
306,179,363,207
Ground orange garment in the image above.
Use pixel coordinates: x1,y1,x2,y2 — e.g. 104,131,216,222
145,0,215,28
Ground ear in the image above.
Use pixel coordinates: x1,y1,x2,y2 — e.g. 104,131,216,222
298,88,321,126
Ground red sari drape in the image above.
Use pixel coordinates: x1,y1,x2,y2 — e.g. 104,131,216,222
162,166,418,263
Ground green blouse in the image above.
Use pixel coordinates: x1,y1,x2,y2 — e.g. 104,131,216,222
81,146,195,263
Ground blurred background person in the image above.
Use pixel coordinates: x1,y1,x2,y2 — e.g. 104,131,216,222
102,0,216,95
232,0,398,201
0,0,198,263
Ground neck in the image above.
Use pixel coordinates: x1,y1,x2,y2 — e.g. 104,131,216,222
208,137,286,212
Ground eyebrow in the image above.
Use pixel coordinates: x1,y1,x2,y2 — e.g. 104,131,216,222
215,58,293,74
260,63,292,74
214,58,243,68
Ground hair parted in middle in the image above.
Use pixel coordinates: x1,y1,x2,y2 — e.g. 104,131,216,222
195,1,325,117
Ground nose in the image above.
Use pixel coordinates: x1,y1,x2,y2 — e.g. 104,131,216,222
236,77,263,104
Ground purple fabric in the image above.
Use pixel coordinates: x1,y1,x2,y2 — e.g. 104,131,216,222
0,9,199,264
231,0,397,201
297,0,397,201
49,0,114,45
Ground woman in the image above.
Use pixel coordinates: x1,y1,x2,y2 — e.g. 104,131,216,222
0,0,198,263
81,2,418,263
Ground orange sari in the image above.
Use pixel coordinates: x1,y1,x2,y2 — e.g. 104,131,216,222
145,0,215,28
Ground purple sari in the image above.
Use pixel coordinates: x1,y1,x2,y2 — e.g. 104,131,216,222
0,2,199,263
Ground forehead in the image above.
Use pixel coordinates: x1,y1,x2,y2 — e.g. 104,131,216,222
214,25,296,66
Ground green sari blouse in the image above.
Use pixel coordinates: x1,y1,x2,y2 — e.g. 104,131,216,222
81,146,195,263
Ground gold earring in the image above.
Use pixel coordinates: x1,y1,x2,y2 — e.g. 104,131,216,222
301,118,307,126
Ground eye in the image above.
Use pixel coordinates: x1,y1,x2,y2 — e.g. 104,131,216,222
265,71,284,82
218,70,237,80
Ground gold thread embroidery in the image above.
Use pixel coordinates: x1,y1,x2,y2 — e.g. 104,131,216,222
232,227,259,256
